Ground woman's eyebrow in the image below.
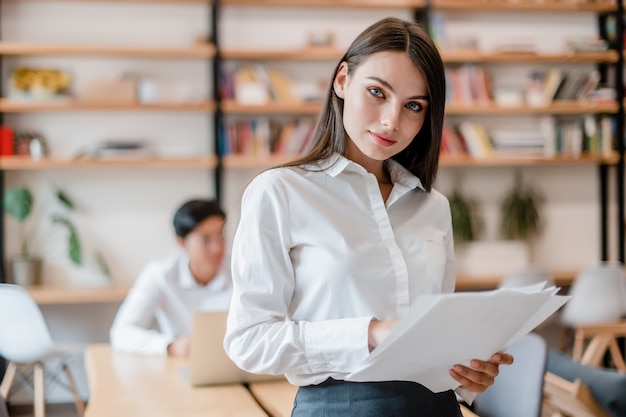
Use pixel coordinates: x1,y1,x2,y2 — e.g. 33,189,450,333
367,76,430,101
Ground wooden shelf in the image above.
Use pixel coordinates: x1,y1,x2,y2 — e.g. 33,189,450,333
0,99,216,112
0,155,218,170
441,153,619,166
222,0,425,8
221,100,322,115
222,153,618,169
221,47,344,61
441,50,618,64
432,0,617,12
222,154,301,168
0,42,216,58
455,270,577,292
445,101,618,115
27,285,131,305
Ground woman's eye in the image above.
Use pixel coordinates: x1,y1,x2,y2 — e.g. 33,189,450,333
406,102,423,112
369,87,384,98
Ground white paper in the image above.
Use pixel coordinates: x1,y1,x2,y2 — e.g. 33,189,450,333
346,287,569,393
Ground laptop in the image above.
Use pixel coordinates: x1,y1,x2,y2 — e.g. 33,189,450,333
187,310,285,386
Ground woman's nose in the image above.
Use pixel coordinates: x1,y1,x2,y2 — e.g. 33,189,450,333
380,103,401,131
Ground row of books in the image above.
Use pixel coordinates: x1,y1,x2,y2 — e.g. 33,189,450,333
445,65,603,107
219,118,315,156
441,115,614,158
219,65,322,105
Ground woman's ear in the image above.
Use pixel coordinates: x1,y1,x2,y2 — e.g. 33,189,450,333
333,62,348,99
176,236,186,250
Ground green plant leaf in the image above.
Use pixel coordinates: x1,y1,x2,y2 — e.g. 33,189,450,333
51,214,83,265
95,252,112,281
3,187,33,222
55,188,75,210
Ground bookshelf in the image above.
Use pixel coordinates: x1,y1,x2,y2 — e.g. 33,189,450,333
430,0,624,264
1,0,623,291
0,0,220,288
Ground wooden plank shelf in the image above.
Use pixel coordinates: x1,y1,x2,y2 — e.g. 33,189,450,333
441,50,619,64
221,47,344,61
0,99,216,112
432,0,617,12
222,0,425,8
27,285,131,305
441,153,619,167
445,101,619,115
222,153,618,169
0,155,218,170
455,270,577,292
0,42,216,58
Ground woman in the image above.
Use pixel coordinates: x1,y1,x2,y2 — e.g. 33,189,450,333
224,17,512,416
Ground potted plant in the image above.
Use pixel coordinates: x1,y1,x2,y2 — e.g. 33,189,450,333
448,186,483,247
499,171,544,260
3,185,82,286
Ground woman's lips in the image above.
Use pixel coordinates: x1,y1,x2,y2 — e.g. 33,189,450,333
370,132,396,147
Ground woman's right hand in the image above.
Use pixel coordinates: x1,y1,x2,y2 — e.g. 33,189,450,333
368,319,397,352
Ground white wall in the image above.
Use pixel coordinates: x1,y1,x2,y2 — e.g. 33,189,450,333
1,1,620,404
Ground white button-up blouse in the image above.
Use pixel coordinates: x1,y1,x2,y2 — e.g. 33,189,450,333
224,154,455,387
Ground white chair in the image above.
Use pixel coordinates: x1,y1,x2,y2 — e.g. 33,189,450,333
560,262,626,327
0,283,85,417
558,262,626,372
472,332,548,417
499,265,555,289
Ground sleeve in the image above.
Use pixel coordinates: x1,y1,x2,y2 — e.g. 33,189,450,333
223,171,372,376
109,264,172,356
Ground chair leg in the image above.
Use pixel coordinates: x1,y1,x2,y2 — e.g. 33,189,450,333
0,362,17,399
33,362,45,417
580,334,611,368
607,338,626,372
62,364,85,417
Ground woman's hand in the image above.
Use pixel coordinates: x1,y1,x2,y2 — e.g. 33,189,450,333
449,352,514,393
367,319,397,352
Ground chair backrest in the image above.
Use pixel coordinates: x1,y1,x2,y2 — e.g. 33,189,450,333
560,262,626,327
0,284,55,363
473,332,548,417
499,265,555,289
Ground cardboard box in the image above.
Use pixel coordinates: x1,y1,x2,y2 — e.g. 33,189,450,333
82,79,137,102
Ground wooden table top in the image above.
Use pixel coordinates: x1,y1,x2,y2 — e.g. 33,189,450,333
84,344,268,417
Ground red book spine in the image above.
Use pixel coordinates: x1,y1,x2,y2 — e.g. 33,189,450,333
0,125,14,156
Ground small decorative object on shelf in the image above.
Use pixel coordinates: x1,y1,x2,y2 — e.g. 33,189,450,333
13,131,49,160
9,66,71,100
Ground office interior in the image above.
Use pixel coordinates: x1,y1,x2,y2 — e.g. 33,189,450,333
1,1,625,416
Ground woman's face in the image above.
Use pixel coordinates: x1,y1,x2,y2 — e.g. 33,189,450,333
178,216,226,284
333,51,429,167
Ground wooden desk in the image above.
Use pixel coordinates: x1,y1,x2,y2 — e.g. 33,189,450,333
84,344,268,417
248,380,480,417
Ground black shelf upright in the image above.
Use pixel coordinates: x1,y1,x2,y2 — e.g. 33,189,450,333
0,0,5,284
211,0,223,203
616,0,625,264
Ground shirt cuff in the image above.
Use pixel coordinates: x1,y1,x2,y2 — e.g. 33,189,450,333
455,387,477,405
303,316,373,374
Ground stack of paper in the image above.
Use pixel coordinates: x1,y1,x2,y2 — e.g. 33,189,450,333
346,284,569,393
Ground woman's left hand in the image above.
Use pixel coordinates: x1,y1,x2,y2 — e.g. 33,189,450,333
449,352,514,393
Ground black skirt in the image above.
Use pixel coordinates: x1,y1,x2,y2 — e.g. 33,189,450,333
291,378,463,417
